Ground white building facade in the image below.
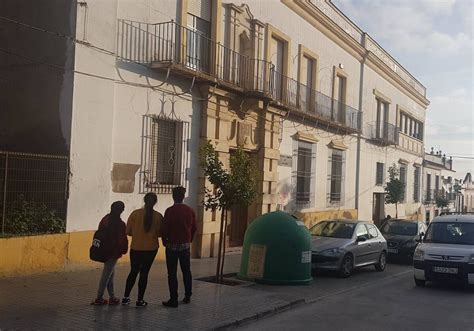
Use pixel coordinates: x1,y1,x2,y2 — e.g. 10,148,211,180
58,0,431,257
422,151,456,222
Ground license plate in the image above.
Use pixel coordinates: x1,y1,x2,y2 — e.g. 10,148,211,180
387,248,398,254
433,266,458,274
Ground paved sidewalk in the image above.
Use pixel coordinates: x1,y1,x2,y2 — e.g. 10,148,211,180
0,253,290,330
0,253,418,330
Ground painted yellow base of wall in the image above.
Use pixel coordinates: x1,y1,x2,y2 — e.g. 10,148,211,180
297,209,359,228
0,231,165,277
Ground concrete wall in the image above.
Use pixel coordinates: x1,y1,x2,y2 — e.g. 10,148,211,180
0,232,165,277
225,0,427,222
278,124,358,214
67,0,200,231
0,0,76,154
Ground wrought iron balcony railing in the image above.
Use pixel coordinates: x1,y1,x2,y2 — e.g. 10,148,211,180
117,19,361,132
271,70,361,132
366,122,399,145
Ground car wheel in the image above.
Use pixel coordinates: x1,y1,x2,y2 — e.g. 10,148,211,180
339,254,353,278
414,277,426,287
375,251,387,272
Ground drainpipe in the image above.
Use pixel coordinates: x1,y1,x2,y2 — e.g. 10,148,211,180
355,33,368,212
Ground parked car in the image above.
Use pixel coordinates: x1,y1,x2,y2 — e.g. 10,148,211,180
380,219,427,261
413,214,474,287
309,220,387,277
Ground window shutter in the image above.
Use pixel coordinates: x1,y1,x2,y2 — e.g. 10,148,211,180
188,0,212,22
341,151,346,204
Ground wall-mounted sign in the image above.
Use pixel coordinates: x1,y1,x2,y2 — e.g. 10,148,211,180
278,154,293,167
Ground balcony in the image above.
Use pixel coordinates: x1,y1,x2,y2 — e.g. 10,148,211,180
366,122,399,145
117,19,361,133
270,71,361,132
117,19,272,94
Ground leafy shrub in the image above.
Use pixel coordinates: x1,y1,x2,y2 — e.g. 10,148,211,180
4,196,65,236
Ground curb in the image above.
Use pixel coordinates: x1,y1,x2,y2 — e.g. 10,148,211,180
212,299,306,330
212,269,412,330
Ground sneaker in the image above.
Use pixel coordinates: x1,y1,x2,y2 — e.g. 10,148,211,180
91,298,108,305
182,296,191,304
162,300,178,308
121,297,131,306
109,297,120,305
136,300,148,308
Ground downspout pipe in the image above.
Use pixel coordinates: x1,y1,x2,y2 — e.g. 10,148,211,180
355,33,368,212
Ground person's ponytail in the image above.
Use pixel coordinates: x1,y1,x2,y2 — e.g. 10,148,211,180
143,193,157,233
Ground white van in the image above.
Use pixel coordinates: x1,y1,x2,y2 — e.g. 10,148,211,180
413,215,474,286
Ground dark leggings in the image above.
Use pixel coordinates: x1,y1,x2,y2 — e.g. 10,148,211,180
124,249,157,301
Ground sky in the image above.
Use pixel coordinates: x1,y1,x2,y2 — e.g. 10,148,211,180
332,0,473,180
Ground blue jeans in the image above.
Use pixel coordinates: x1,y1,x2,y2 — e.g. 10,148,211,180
96,258,118,299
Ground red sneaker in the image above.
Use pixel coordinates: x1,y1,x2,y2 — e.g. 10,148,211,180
91,298,108,305
109,297,120,305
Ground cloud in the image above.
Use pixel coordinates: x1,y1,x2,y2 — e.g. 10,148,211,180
334,0,473,58
333,0,473,176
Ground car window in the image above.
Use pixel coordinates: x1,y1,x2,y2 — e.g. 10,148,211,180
424,222,474,245
367,225,378,239
381,221,418,236
309,221,356,239
356,224,369,239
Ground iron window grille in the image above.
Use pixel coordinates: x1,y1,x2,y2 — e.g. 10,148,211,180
140,115,189,194
292,140,317,210
399,164,407,202
413,166,420,203
327,149,346,204
376,162,385,186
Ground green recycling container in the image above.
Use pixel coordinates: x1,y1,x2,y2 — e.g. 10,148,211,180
237,211,312,285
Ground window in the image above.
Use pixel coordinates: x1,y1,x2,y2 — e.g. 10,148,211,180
310,221,355,239
328,149,345,203
413,166,420,202
426,173,432,201
376,162,384,186
399,164,407,202
186,14,211,71
299,55,315,111
367,224,379,239
293,140,316,208
140,116,188,194
399,111,423,141
355,224,369,240
335,75,347,123
424,222,474,245
271,37,285,101
376,99,389,139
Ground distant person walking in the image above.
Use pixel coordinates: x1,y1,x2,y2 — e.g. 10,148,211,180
122,193,163,307
91,201,128,306
161,186,197,308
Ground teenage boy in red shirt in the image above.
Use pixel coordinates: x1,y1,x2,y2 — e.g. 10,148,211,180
161,186,197,308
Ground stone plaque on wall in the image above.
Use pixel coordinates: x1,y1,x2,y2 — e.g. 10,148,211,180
278,154,293,167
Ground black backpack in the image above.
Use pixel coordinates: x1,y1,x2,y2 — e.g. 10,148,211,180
89,226,109,263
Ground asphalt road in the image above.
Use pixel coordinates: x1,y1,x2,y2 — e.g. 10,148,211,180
239,264,474,331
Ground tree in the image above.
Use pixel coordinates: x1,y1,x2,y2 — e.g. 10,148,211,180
384,164,405,218
199,141,258,282
436,195,449,212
